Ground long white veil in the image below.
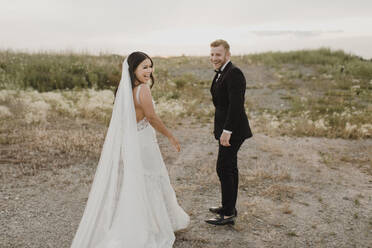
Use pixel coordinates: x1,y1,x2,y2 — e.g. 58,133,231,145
71,58,157,248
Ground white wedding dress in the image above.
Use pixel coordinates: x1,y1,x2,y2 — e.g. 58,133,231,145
70,59,189,248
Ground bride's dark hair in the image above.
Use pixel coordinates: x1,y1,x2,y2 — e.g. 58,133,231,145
114,51,155,98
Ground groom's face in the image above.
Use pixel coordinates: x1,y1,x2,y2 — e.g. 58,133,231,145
210,45,230,70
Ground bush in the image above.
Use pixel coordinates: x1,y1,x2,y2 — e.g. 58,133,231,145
0,51,123,92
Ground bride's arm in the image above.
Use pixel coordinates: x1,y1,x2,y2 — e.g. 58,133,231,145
139,84,180,151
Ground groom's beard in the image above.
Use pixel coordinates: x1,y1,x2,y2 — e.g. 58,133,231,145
211,58,227,70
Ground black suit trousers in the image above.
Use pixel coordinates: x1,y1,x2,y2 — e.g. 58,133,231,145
216,138,245,216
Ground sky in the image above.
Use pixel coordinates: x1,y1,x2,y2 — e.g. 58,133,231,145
1,0,372,58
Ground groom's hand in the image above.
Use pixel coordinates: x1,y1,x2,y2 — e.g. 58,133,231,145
220,132,231,147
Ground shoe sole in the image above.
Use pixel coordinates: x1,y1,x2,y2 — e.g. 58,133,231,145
206,221,235,226
205,219,235,226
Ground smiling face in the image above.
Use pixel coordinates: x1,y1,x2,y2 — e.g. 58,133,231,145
134,58,153,84
210,45,231,70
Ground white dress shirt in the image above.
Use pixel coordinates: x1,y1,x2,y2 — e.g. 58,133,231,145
216,60,230,81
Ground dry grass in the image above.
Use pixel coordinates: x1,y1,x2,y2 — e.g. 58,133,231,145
2,49,371,139
1,49,372,247
1,115,371,247
261,184,296,202
0,117,103,179
240,162,292,190
281,203,293,214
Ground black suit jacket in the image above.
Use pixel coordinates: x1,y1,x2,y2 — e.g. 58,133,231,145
210,61,252,141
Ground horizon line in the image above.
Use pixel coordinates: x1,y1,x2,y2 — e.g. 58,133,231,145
1,47,370,59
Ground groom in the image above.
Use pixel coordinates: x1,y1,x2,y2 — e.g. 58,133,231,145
205,39,252,225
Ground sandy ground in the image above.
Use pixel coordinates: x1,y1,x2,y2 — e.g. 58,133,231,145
1,119,371,248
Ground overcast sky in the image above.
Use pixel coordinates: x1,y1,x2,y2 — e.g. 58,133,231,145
1,0,372,58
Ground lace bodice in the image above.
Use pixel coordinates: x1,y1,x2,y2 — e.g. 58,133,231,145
137,117,149,131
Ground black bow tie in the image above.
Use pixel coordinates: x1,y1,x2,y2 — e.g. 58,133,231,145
214,69,222,73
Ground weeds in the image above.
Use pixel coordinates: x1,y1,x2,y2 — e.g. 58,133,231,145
1,48,371,138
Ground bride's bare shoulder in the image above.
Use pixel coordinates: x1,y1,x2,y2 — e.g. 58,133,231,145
139,83,152,93
138,84,153,103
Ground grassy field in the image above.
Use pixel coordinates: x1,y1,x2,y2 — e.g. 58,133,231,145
1,49,372,247
1,48,371,139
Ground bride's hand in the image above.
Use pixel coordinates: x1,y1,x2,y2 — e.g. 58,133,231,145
169,136,181,152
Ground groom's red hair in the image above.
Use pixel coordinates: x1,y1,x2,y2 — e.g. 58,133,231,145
210,39,230,52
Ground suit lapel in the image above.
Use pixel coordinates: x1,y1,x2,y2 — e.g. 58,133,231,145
211,62,233,95
218,62,232,83
211,72,219,94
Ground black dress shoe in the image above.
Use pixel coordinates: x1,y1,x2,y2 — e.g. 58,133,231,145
209,206,223,214
205,215,236,226
209,207,237,217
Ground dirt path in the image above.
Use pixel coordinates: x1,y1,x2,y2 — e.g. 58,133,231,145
1,122,372,247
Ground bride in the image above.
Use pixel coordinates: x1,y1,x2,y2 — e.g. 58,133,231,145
71,51,190,248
